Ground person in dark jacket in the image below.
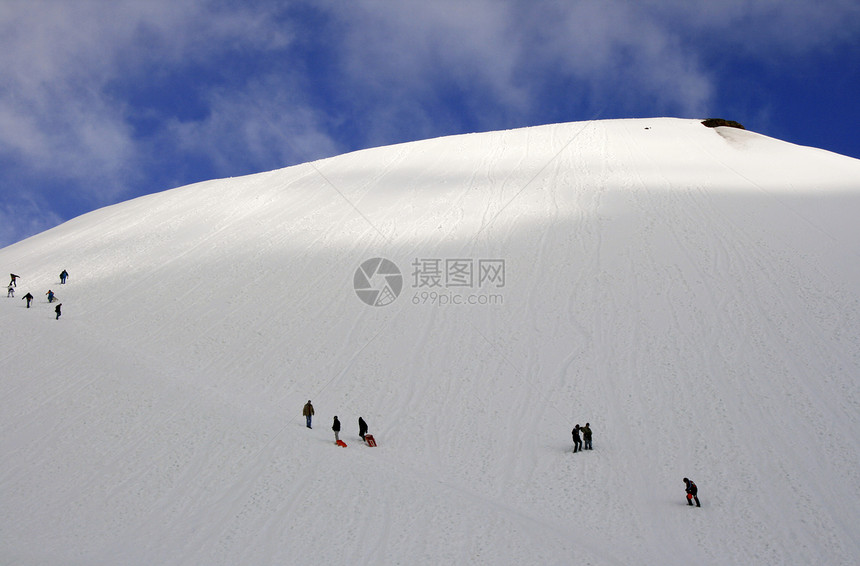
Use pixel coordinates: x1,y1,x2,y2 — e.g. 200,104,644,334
60,270,69,284
683,478,700,507
22,292,34,308
358,416,368,440
55,303,62,320
303,400,314,428
332,416,341,443
582,423,593,450
571,424,583,453
10,273,19,287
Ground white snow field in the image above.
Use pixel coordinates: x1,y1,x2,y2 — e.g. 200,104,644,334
2,118,860,565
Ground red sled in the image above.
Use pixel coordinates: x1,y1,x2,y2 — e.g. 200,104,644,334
364,435,377,447
336,440,347,447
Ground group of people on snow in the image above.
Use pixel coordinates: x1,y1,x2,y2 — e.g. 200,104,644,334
6,271,68,319
303,400,370,445
571,423,592,453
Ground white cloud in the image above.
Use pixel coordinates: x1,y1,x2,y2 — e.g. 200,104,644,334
322,0,858,130
522,1,713,116
322,0,714,132
336,1,525,103
0,0,296,204
0,3,131,195
639,0,860,55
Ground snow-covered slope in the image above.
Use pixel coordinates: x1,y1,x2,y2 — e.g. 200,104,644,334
2,118,860,565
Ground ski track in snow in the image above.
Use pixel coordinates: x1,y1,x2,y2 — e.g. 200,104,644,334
2,118,860,565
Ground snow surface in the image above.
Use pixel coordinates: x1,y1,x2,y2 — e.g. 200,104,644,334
2,118,860,565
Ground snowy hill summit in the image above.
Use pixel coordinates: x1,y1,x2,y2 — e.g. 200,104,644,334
2,118,860,565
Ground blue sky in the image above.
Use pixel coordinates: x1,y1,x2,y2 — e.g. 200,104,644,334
1,0,859,247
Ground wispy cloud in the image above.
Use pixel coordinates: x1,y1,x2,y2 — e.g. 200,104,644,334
0,0,294,187
324,0,714,137
518,1,712,116
640,0,860,55
165,73,341,175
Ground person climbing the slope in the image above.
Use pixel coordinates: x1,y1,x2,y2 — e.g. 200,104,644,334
303,400,315,429
46,290,55,303
55,303,62,320
683,478,700,507
6,284,13,298
10,273,19,287
60,269,69,284
572,424,583,453
22,292,33,308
